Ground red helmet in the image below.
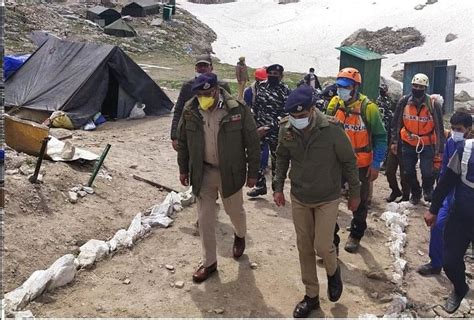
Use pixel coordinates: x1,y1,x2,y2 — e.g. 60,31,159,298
254,68,268,81
337,67,362,84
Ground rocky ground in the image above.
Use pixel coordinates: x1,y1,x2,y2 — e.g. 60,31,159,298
3,0,474,317
5,1,215,57
342,27,425,55
4,107,473,317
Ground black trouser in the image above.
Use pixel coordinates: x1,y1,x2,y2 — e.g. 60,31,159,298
335,167,371,242
385,150,411,197
402,142,435,198
256,140,277,190
443,211,474,296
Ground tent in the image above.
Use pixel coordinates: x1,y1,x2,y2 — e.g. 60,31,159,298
104,19,137,37
5,38,173,129
121,0,161,17
86,6,121,27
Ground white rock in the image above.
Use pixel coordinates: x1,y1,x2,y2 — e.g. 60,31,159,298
5,270,50,311
77,239,109,268
108,229,133,250
250,262,259,270
77,191,87,198
82,187,94,194
68,191,78,203
10,310,34,319
165,264,174,271
175,281,184,288
47,254,77,291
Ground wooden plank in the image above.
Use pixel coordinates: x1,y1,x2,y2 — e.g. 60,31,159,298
132,174,180,193
5,114,50,156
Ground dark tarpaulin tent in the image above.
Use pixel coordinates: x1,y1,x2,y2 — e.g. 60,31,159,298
86,5,121,27
5,38,173,128
104,19,137,37
121,0,161,17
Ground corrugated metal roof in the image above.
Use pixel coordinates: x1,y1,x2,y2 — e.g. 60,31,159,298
336,46,386,61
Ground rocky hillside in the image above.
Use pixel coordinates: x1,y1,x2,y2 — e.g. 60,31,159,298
5,1,216,57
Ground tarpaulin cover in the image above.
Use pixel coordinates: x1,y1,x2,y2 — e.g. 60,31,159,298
5,38,173,128
4,54,30,80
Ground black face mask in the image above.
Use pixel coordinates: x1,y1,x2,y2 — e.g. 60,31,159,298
412,88,425,99
267,76,280,86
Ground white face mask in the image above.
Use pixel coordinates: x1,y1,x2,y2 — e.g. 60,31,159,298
451,131,465,142
337,87,352,101
195,72,203,78
289,115,310,130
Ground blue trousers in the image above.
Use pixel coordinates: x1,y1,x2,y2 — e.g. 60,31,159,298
429,196,451,268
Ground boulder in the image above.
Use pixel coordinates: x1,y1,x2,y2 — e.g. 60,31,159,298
445,33,458,42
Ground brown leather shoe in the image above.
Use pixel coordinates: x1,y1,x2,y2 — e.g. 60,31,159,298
233,234,246,259
192,262,217,283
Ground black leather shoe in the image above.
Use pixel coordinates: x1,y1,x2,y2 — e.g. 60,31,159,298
247,186,267,197
409,195,421,205
423,189,433,202
417,263,441,276
293,295,320,318
397,194,410,203
444,289,468,314
386,190,402,202
327,265,343,302
233,234,245,259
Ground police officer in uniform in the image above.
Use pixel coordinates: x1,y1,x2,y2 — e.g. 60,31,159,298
273,85,361,318
177,73,260,282
247,64,291,197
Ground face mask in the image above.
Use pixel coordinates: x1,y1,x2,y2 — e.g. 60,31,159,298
198,96,215,110
267,76,280,85
412,88,425,99
451,131,465,142
289,115,309,130
337,87,352,102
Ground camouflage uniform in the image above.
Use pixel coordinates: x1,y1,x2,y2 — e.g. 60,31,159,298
376,94,394,136
252,80,291,190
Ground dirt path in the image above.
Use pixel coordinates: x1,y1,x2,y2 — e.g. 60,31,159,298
4,89,472,317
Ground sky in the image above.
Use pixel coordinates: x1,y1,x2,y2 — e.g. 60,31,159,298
178,0,474,94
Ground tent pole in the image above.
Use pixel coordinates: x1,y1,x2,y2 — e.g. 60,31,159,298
87,144,111,187
29,137,50,184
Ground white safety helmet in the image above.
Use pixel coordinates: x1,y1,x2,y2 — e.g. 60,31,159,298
411,73,429,87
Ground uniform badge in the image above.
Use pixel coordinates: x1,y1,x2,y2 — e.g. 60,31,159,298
296,105,303,112
203,82,210,90
230,114,241,122
284,130,295,141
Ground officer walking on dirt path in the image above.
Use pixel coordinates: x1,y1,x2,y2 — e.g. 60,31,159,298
177,73,260,283
273,85,360,318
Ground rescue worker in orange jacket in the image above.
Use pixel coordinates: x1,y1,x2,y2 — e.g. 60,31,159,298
390,73,445,204
326,67,387,253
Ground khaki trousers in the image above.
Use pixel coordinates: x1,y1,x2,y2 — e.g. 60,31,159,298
197,166,246,267
291,194,339,298
237,81,247,100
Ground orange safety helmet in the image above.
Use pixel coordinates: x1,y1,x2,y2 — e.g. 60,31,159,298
337,67,362,84
254,68,268,81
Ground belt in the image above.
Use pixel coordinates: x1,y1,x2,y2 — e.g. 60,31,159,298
203,161,219,169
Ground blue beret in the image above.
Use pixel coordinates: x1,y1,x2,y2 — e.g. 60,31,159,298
192,72,218,91
336,77,356,87
267,64,284,73
285,85,313,113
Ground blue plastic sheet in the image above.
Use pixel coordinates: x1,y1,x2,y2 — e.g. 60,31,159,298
4,54,31,80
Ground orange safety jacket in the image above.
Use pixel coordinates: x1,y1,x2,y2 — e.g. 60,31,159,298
400,96,437,147
335,98,372,168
